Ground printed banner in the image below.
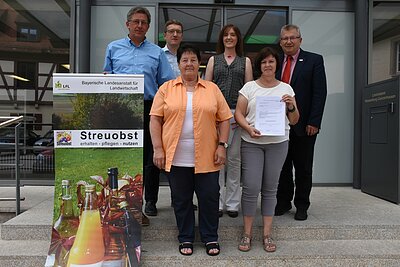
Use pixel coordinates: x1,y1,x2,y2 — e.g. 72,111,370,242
54,130,143,148
53,73,144,94
45,73,144,267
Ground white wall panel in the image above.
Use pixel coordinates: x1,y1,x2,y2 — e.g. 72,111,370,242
293,10,354,184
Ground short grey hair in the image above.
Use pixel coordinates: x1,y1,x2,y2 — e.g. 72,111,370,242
127,6,151,24
280,24,301,37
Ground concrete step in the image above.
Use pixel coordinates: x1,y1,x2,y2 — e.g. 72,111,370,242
1,187,400,266
3,187,400,242
1,239,400,267
0,185,54,214
3,223,400,242
142,224,400,242
0,240,48,267
140,240,400,267
4,207,400,242
0,198,52,240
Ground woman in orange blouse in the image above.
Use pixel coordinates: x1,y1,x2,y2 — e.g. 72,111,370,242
150,44,232,256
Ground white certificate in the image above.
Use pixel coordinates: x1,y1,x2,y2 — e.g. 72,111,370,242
255,96,285,136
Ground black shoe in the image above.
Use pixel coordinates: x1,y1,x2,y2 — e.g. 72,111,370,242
294,209,308,221
274,204,292,216
218,210,223,217
227,210,238,218
145,202,158,216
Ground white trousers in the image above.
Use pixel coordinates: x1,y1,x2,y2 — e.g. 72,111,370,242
219,121,241,211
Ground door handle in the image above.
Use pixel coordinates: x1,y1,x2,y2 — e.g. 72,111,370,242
388,102,395,113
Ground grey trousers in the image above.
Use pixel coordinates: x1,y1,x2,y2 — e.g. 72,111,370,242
241,140,288,216
219,124,241,212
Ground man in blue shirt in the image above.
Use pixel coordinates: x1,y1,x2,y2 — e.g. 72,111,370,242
104,6,174,218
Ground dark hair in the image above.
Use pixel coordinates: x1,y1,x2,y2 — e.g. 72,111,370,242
216,24,243,56
127,6,151,24
254,47,280,77
164,19,183,32
177,44,201,63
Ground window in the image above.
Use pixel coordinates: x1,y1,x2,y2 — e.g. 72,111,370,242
389,39,400,77
0,0,69,182
158,5,287,75
16,62,37,89
370,1,400,83
9,113,42,131
226,7,286,55
397,41,400,74
17,24,39,42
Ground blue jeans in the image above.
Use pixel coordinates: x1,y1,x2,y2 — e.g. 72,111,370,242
167,166,219,244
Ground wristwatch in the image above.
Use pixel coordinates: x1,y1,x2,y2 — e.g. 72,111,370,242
218,142,229,149
287,106,296,113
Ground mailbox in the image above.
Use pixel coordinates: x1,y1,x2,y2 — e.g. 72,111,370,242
361,76,400,203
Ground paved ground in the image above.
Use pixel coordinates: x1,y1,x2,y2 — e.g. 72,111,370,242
145,186,400,229
1,185,400,267
0,185,53,214
1,185,399,228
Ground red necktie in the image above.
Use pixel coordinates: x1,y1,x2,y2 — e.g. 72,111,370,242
282,56,292,83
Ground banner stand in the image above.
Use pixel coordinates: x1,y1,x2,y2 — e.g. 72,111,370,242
45,73,144,267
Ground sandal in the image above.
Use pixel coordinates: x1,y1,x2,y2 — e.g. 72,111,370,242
263,235,276,252
179,242,193,256
238,234,252,252
205,242,220,256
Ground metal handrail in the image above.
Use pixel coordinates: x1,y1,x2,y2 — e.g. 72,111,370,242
0,116,25,215
0,116,24,128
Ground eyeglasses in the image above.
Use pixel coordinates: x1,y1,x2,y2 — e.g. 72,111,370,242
280,36,301,42
128,19,149,26
166,29,183,35
180,58,199,65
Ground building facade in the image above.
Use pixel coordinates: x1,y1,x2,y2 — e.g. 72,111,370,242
0,0,399,187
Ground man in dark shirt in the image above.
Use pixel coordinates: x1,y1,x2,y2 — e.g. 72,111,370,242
275,24,327,221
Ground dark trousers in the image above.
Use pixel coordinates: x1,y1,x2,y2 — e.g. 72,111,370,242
276,130,317,211
167,166,219,244
144,100,160,204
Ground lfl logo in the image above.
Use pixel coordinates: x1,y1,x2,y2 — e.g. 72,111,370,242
54,81,70,89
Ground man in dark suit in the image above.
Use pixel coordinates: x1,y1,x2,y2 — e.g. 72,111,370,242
275,24,327,221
